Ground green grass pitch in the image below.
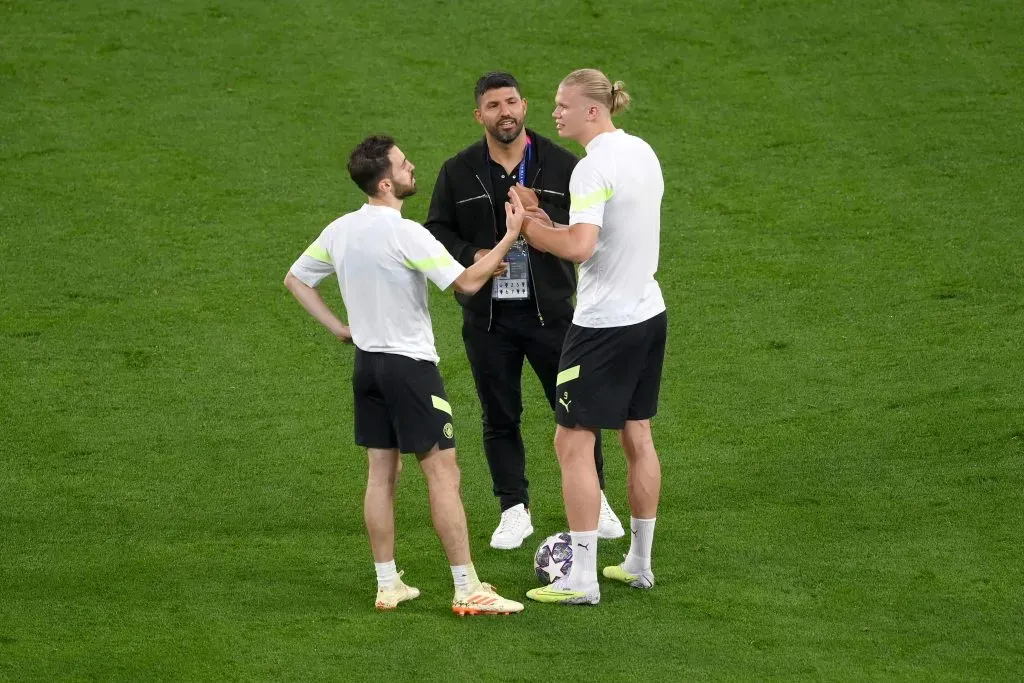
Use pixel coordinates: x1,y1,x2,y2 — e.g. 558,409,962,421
2,0,1022,679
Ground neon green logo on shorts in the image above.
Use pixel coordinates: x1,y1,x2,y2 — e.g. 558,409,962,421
558,392,572,412
443,423,454,439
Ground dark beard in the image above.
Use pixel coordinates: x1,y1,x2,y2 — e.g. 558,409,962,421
392,179,417,199
489,118,524,144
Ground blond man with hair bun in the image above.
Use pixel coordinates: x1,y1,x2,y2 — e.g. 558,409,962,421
520,69,667,606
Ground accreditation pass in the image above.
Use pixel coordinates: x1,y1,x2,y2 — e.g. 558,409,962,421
492,238,531,300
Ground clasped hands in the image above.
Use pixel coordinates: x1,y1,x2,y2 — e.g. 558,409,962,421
477,185,556,273
507,185,554,240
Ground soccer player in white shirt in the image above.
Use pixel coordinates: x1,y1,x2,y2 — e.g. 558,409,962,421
284,135,530,615
520,70,667,605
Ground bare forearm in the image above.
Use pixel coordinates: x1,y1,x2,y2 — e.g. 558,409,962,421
523,220,585,263
454,234,516,294
538,200,569,225
284,273,351,340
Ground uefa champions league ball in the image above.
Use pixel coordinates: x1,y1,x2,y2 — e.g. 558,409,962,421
534,532,573,585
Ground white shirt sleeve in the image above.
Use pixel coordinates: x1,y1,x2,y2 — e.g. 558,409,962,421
394,220,466,290
289,232,335,288
569,156,613,228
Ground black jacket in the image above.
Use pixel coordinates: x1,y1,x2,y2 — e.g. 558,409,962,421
424,130,579,324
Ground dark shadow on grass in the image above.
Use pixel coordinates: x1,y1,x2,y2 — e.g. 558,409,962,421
120,349,155,369
1,147,64,162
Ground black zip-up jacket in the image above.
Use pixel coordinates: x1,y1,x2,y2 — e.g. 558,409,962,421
424,130,579,324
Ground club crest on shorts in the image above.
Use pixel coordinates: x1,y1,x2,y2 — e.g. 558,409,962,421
443,422,454,439
558,391,572,412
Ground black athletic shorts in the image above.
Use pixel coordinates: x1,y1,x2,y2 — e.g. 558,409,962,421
554,311,667,430
352,349,456,454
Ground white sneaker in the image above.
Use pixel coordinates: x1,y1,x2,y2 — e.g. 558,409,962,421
489,503,534,549
598,492,625,539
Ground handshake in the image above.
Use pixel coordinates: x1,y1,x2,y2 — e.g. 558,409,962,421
477,184,560,273
507,184,555,236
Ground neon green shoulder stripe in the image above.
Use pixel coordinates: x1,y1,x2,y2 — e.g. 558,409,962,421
304,244,332,264
405,254,454,271
570,187,614,212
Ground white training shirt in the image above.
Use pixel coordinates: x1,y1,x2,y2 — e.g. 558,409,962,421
289,204,465,363
568,129,666,328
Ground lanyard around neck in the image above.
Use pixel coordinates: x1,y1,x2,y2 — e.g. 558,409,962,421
517,137,532,185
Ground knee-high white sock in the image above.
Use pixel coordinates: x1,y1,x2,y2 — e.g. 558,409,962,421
375,560,398,590
624,517,656,573
568,530,599,591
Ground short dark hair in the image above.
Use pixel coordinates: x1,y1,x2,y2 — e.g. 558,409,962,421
474,71,520,105
347,135,395,197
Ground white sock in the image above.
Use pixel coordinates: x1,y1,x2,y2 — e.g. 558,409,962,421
568,530,599,591
450,563,480,596
374,560,397,590
624,517,656,573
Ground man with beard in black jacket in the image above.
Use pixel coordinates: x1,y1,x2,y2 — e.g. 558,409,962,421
425,72,624,549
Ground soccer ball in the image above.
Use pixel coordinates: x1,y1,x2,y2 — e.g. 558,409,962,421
534,532,573,585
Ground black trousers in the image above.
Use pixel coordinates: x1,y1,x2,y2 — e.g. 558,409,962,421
463,304,605,512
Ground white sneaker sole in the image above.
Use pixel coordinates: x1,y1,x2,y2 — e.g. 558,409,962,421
597,523,625,540
563,590,601,605
489,524,534,550
627,573,655,589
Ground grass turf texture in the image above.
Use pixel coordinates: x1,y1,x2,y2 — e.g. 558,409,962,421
2,0,1022,679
